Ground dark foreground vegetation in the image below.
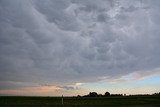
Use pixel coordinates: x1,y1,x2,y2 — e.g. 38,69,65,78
0,95,160,107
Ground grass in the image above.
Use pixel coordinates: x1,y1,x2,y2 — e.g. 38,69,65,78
0,96,160,107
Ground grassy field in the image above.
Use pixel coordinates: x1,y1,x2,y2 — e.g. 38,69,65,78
0,96,160,107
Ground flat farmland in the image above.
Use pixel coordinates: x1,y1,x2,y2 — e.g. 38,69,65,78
0,96,160,107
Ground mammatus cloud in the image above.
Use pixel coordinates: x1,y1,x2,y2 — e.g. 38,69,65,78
0,0,160,95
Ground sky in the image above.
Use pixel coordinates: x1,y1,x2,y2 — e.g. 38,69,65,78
0,0,160,96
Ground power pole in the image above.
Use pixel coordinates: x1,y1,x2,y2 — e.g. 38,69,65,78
62,95,63,105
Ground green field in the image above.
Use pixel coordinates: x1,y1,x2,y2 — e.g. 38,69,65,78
0,96,160,107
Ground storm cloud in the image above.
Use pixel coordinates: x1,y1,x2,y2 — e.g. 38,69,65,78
0,0,160,90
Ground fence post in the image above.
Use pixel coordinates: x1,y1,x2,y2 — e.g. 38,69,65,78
62,95,63,105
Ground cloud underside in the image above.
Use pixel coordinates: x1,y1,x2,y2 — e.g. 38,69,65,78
0,0,160,89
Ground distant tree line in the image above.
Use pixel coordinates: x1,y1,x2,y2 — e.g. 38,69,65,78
82,92,123,97
77,91,160,97
153,92,160,96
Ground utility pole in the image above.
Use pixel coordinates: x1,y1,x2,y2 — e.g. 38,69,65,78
62,95,63,105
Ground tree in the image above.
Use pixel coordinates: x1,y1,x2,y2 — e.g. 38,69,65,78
88,92,98,97
104,92,110,96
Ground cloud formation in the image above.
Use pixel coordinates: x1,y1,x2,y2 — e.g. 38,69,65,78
0,0,160,92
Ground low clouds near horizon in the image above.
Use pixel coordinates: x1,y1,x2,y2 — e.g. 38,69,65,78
0,0,160,94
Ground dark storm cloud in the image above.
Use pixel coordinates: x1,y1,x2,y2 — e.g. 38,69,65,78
34,0,81,31
0,0,160,89
59,86,77,90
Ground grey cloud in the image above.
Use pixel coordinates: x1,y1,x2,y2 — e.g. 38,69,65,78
0,0,160,90
59,86,76,90
78,4,97,12
97,14,109,22
120,5,138,13
0,81,37,90
34,0,81,31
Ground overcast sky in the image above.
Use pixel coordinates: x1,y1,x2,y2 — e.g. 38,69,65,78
0,0,160,96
